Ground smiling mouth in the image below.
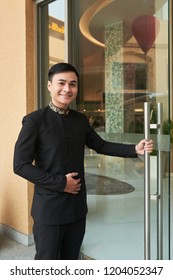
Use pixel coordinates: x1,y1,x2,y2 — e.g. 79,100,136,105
59,93,73,98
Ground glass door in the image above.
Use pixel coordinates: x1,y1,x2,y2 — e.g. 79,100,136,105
35,0,171,259
73,0,171,259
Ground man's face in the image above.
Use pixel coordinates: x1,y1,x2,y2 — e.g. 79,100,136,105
47,71,78,109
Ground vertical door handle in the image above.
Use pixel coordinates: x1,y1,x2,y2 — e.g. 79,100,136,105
144,102,164,260
144,102,151,260
156,103,163,260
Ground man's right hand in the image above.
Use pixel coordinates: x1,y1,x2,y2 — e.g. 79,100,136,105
64,172,81,194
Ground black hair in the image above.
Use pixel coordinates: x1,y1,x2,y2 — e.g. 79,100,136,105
48,62,79,81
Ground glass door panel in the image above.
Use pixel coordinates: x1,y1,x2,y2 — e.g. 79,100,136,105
74,0,170,259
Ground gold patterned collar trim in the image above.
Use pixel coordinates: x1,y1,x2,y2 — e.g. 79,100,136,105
49,101,70,115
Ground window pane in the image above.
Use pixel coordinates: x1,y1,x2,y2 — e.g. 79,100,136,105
48,0,65,66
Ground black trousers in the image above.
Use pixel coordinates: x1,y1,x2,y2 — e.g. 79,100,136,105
33,218,86,260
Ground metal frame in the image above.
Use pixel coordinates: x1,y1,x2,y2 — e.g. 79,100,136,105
34,0,54,5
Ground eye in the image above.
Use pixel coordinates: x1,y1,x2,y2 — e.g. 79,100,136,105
58,82,65,86
70,83,77,87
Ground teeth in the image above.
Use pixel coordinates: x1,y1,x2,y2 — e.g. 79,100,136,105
60,94,72,97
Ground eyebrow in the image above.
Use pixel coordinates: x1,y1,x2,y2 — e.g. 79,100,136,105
57,79,78,84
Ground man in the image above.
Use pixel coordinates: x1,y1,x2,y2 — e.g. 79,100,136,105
13,62,153,260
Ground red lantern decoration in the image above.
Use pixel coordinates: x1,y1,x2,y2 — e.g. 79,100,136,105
132,15,160,54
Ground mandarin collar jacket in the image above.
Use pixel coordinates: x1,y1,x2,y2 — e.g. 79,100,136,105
14,106,137,225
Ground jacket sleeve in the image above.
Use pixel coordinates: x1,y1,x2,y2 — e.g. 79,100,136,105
86,126,137,158
13,115,66,192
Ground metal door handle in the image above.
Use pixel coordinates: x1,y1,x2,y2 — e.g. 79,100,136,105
144,102,163,260
144,102,151,260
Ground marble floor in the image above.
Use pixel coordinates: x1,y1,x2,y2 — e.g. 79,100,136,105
81,151,173,260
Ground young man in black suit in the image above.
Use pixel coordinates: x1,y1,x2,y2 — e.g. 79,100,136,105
13,62,153,260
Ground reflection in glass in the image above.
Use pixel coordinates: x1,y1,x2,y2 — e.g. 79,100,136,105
74,0,170,260
76,0,169,136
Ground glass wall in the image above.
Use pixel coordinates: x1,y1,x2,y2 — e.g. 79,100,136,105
36,0,171,259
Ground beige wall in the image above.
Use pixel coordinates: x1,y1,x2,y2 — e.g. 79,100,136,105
0,0,35,235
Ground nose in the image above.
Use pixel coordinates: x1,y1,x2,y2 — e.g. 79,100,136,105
63,83,70,92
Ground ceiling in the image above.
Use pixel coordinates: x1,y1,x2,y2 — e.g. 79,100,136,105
79,0,167,50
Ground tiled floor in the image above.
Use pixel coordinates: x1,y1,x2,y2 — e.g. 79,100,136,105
0,153,172,260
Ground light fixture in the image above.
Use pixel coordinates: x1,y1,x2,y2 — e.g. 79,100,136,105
79,0,114,47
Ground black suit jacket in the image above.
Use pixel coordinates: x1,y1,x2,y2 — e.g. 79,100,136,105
13,106,137,225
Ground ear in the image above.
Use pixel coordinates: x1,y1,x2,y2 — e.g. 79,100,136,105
47,81,51,92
